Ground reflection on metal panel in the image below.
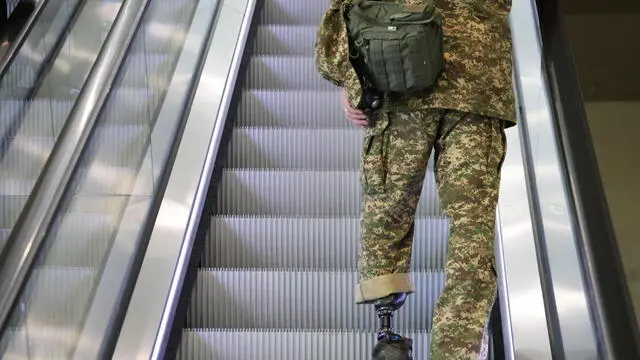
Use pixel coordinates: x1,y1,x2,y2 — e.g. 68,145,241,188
496,124,552,359
111,0,256,358
508,0,599,358
71,0,214,357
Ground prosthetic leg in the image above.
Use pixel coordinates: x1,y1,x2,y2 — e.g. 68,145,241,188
371,293,413,360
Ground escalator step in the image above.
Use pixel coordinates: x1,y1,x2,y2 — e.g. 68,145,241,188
252,25,317,56
178,0,450,358
259,0,328,25
177,329,431,360
246,56,333,90
215,170,443,217
226,128,436,170
204,216,449,270
235,90,347,128
226,128,362,169
185,269,443,330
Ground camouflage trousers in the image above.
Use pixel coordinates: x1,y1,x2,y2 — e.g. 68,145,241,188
354,109,507,360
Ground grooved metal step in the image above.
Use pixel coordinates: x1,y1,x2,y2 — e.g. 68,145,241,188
252,25,317,56
215,170,443,217
205,216,449,270
235,90,348,128
177,330,431,360
179,0,447,358
259,0,328,25
246,56,333,90
186,269,443,330
226,127,436,170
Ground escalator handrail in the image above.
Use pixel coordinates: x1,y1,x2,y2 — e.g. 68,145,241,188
0,0,151,334
534,0,640,357
0,0,51,80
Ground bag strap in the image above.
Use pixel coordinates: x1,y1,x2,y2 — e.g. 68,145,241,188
342,2,379,109
351,0,438,25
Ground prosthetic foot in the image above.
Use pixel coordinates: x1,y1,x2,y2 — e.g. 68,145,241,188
371,293,413,360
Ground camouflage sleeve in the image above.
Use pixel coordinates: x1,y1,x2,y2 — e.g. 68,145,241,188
314,0,350,87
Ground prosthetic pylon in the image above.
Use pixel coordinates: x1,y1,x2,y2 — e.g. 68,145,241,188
371,293,413,360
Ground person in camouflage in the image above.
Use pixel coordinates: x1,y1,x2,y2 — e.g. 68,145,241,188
315,0,516,359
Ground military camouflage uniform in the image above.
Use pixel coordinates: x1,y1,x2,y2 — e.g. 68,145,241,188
315,0,516,359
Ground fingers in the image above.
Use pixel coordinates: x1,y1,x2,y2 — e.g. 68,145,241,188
344,107,368,126
341,90,368,126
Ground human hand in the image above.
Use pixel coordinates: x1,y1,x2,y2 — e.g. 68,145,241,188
341,89,368,127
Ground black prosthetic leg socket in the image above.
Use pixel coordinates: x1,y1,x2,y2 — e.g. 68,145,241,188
372,337,413,360
371,293,413,360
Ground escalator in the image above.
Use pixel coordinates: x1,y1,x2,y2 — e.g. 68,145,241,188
174,1,450,358
0,0,201,357
1,0,636,358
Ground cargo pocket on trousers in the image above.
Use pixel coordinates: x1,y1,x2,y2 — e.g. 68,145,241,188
362,116,390,195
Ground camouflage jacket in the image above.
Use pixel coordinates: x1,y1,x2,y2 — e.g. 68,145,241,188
315,0,517,126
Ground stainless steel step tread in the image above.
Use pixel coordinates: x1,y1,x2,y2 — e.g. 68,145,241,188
259,0,327,26
187,269,442,330
226,127,436,170
252,25,318,56
235,90,346,128
205,216,448,270
177,329,431,360
246,56,333,90
215,170,443,217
